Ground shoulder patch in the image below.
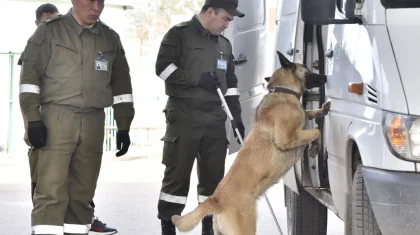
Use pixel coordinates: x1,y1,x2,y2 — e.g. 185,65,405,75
44,14,63,24
174,21,189,29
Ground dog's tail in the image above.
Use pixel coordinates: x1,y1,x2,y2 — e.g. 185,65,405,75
171,197,219,232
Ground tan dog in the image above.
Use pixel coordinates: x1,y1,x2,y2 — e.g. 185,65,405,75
171,51,331,235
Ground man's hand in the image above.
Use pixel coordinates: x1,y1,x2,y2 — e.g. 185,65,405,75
198,72,220,91
116,130,130,157
233,122,245,144
27,121,47,149
23,128,31,146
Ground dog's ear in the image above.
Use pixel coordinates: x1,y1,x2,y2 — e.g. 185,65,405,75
277,51,294,69
264,77,271,83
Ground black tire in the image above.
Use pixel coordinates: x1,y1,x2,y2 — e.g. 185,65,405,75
352,164,382,235
286,186,328,235
345,190,352,235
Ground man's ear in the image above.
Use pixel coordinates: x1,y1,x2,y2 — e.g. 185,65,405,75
264,77,271,83
277,51,294,69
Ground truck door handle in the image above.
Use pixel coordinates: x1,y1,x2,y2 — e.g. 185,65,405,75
325,49,334,58
234,57,248,65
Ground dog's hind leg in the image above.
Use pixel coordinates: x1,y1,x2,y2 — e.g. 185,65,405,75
220,207,257,235
275,129,321,151
217,211,242,235
213,214,223,235
238,207,257,235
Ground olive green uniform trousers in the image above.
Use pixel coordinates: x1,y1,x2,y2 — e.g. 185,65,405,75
157,97,229,221
28,147,38,203
31,104,105,235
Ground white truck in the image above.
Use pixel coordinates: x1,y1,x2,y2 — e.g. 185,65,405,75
273,0,420,234
224,0,420,234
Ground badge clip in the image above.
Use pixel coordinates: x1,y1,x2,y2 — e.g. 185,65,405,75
98,51,105,60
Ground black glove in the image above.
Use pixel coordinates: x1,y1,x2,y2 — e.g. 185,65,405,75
233,122,245,144
27,121,47,149
198,72,220,91
116,130,130,157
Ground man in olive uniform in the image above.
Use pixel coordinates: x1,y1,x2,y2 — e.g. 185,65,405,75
19,0,134,234
19,4,119,234
155,0,245,234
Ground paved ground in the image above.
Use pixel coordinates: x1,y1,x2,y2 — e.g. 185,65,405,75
0,151,344,235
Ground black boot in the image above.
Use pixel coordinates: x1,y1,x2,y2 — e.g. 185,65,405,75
161,220,176,235
202,215,214,235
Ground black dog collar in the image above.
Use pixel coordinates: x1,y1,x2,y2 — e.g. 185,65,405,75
269,87,302,100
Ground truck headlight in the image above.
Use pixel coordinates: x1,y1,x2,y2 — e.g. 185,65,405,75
383,112,420,162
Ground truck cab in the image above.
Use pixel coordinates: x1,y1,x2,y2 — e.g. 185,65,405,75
273,0,420,234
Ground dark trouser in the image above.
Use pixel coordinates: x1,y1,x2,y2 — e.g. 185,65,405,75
28,148,96,217
157,97,228,221
31,104,105,235
28,147,38,204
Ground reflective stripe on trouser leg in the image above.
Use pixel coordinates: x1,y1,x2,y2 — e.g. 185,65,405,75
158,121,201,221
64,110,105,233
32,106,79,230
197,133,228,201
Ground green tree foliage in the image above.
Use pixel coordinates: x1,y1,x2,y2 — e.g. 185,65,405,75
127,0,205,56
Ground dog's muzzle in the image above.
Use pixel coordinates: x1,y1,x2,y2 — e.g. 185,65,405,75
306,74,327,89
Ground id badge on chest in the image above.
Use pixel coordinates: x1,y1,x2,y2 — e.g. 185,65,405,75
217,58,227,71
95,51,108,72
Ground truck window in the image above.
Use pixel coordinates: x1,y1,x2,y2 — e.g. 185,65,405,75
236,0,265,30
381,0,420,8
337,0,346,14
336,0,355,16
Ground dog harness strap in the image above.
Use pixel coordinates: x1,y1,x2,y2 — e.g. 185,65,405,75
270,87,302,99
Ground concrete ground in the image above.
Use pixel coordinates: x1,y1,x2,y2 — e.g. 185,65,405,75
0,150,344,235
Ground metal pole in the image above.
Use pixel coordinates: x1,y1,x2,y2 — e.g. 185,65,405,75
7,52,15,155
216,87,283,235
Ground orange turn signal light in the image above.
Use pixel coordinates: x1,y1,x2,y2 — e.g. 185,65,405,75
388,115,407,150
348,83,363,95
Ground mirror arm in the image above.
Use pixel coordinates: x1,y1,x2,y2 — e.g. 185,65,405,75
305,17,362,25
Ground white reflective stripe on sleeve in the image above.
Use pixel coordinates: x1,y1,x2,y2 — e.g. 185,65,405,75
63,224,91,234
20,84,40,94
159,63,178,80
224,88,239,96
113,94,133,104
159,192,188,204
32,225,63,234
198,195,208,203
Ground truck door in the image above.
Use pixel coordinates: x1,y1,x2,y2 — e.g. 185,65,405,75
223,0,268,154
274,0,300,67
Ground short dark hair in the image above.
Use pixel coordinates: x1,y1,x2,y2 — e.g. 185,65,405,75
200,5,221,14
35,3,59,21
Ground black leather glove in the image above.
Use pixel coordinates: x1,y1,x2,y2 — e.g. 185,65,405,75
27,121,47,149
198,72,220,91
116,130,130,157
233,122,245,144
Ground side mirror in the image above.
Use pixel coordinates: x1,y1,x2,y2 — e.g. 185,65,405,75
301,0,361,25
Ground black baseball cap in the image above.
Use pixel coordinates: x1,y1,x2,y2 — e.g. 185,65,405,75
204,0,245,18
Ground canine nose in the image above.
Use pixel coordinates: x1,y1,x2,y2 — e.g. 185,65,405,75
305,73,327,89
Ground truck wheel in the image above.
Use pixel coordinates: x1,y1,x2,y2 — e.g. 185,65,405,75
285,186,327,235
352,164,382,235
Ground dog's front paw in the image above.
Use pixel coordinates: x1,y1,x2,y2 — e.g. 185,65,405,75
322,101,331,114
309,143,319,158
